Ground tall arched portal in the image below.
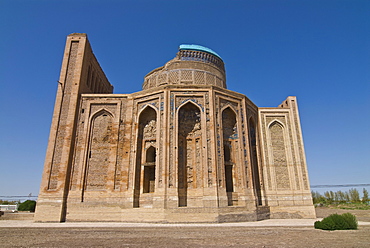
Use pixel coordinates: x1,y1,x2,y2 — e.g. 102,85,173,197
222,107,238,206
177,102,202,207
134,106,157,207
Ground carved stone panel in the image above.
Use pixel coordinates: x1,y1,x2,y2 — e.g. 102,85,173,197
269,122,291,190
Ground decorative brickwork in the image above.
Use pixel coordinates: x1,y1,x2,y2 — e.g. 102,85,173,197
169,71,180,84
142,48,226,90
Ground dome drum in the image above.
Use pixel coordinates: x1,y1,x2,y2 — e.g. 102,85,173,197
143,68,226,90
142,45,226,90
177,49,225,72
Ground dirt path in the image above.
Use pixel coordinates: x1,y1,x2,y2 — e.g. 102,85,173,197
1,226,370,247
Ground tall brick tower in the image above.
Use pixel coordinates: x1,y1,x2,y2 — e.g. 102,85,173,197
35,34,315,222
35,34,112,222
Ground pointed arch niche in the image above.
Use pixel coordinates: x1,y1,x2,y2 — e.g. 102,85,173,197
84,110,114,192
222,107,238,206
177,102,202,207
143,146,156,193
248,117,262,205
134,106,157,207
269,121,291,190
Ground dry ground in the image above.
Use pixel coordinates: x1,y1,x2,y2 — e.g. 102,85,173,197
1,226,370,247
315,207,370,222
1,208,369,248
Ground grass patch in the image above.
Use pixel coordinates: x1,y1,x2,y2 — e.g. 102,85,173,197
331,203,370,210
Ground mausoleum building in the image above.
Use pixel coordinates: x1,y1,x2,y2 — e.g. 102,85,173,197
35,33,315,222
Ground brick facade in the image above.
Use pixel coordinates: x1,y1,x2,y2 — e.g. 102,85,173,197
34,34,315,222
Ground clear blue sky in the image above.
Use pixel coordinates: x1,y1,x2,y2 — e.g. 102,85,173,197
1,0,369,197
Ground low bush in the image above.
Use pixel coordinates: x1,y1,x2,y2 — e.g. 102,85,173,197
341,213,358,229
314,213,358,230
18,200,36,212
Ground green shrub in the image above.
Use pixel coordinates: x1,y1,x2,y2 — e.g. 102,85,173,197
330,214,350,230
314,215,337,230
314,213,358,230
341,213,358,229
18,200,36,212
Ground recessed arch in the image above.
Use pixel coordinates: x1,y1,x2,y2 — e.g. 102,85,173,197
84,109,114,193
176,99,203,114
143,146,156,194
222,107,237,140
90,109,114,121
268,119,285,129
146,146,156,163
222,107,238,205
268,120,291,190
177,101,203,207
134,105,158,207
137,104,158,121
220,104,238,115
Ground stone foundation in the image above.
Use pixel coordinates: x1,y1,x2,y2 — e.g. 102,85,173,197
63,204,270,223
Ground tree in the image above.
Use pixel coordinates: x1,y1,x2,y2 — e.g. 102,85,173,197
324,191,335,204
18,200,36,212
349,188,360,203
344,191,350,202
0,200,19,205
335,191,346,203
362,188,369,203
